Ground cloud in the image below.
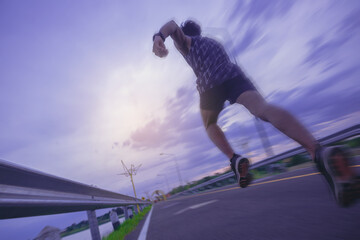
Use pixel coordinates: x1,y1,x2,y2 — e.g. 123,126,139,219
124,86,202,150
230,0,295,24
227,0,296,56
338,6,360,36
303,33,350,67
0,85,95,157
128,119,168,150
279,67,359,118
261,67,360,145
232,26,259,56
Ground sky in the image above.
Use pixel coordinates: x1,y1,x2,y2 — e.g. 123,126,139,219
1,0,360,239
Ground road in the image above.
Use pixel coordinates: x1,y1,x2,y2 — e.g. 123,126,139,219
134,167,360,240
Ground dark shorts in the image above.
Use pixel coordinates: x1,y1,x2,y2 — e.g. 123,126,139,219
199,74,257,111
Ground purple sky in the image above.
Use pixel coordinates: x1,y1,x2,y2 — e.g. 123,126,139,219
1,0,360,239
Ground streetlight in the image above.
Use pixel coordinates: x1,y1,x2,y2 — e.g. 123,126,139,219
159,153,184,186
157,174,170,192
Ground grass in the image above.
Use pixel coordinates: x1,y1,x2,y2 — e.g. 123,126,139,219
61,226,90,238
250,161,315,180
250,169,278,180
61,217,120,237
103,206,152,240
287,161,314,172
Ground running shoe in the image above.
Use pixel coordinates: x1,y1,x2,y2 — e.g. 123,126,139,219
315,146,357,207
230,154,252,188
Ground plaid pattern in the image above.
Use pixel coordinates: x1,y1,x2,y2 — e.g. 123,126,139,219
184,36,241,93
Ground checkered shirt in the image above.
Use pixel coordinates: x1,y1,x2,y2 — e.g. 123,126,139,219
183,36,241,93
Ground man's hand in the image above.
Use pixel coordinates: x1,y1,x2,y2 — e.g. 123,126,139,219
152,36,169,58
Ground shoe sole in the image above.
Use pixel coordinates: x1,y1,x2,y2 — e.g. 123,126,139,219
235,158,250,188
322,146,356,207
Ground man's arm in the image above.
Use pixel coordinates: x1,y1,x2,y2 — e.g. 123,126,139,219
153,20,191,57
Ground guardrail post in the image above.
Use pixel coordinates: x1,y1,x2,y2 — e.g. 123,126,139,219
123,206,129,220
87,210,101,240
134,205,139,215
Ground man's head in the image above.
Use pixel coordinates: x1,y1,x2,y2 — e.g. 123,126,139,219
181,20,201,36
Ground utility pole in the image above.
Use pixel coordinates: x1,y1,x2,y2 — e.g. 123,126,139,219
118,160,142,213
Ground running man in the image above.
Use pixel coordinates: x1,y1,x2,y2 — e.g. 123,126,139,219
152,20,357,206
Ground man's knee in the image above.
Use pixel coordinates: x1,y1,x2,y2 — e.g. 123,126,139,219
249,104,269,122
204,119,217,130
237,91,269,121
201,109,220,130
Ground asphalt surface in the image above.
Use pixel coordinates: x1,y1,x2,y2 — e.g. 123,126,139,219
137,167,360,240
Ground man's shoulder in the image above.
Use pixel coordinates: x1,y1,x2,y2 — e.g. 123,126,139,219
195,36,220,45
195,36,211,42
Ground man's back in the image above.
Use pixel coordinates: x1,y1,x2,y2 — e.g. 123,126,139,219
183,36,241,93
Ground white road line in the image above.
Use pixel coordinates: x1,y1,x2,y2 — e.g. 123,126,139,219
189,199,218,209
174,199,218,215
137,206,154,240
174,208,188,215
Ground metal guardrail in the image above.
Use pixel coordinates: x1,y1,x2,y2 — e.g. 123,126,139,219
0,124,358,237
0,159,150,220
176,124,360,196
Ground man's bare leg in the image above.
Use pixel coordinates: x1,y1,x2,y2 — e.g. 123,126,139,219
201,109,234,159
236,90,318,159
236,91,357,203
201,108,252,187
